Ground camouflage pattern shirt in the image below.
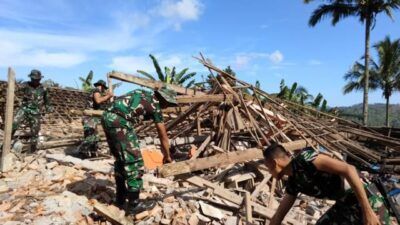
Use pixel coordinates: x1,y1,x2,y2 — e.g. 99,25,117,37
105,89,163,126
20,82,50,114
286,149,346,200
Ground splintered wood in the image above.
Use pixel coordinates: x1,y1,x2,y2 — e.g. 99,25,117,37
1,54,400,225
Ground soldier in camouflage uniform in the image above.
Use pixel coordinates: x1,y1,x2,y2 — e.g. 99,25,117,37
101,86,176,215
78,80,113,158
263,143,390,225
11,69,51,152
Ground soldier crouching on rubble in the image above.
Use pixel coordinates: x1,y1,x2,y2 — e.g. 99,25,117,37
263,142,390,225
101,86,176,216
11,70,52,153
78,80,113,158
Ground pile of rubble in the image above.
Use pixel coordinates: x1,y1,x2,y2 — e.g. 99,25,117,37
0,145,332,225
1,54,400,224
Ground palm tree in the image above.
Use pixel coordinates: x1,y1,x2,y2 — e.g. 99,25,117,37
295,86,314,105
373,36,400,127
137,54,196,88
304,0,400,125
79,70,94,92
343,61,379,95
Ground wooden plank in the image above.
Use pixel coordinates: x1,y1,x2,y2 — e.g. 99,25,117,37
109,71,205,95
107,72,114,102
176,94,233,103
93,202,132,225
186,176,299,224
251,174,272,199
190,134,212,160
70,106,191,117
1,68,16,172
245,192,253,224
159,139,315,177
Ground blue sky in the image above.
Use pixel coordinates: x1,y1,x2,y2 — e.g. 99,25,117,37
0,0,399,106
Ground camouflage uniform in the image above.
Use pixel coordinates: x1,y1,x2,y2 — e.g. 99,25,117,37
286,149,391,225
101,89,163,207
12,80,51,152
79,87,109,157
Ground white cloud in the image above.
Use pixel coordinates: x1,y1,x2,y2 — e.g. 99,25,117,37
233,50,285,69
235,55,251,69
158,0,204,30
109,54,187,74
0,1,206,68
0,37,86,68
268,50,284,64
308,59,322,65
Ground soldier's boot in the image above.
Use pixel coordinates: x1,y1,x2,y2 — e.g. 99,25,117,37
115,176,127,209
29,142,38,153
126,191,156,216
90,143,98,158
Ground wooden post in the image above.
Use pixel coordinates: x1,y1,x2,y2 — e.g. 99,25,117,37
107,72,114,102
245,192,253,224
1,68,16,172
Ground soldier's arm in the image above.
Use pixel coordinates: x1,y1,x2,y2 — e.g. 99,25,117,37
312,154,380,225
93,92,113,104
155,122,172,163
269,193,296,225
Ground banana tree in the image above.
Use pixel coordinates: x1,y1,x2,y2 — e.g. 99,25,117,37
137,54,196,88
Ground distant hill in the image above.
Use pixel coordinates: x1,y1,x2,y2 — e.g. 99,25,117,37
338,103,400,128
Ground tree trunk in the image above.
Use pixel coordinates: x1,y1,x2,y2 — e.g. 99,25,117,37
386,96,390,127
363,18,371,126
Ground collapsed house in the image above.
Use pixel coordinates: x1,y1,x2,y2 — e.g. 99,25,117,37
0,55,400,225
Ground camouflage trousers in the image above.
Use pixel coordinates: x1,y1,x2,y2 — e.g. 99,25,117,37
79,116,101,157
12,107,41,150
316,187,391,225
101,111,144,194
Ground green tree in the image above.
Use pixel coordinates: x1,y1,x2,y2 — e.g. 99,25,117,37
373,36,400,127
79,70,94,92
304,0,400,125
137,54,196,88
343,60,379,94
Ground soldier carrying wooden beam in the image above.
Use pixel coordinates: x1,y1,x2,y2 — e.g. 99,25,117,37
78,79,113,158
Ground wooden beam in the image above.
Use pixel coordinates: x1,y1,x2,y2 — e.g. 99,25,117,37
1,68,16,172
158,139,315,177
176,94,233,104
107,72,114,102
109,71,205,95
245,192,253,224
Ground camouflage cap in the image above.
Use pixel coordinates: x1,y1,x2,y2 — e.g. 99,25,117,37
94,79,108,89
28,69,43,79
155,86,178,106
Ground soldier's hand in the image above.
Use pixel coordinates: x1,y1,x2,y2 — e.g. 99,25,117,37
107,91,114,97
163,155,173,164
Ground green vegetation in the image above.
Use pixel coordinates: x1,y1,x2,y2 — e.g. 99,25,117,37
277,79,328,111
79,70,94,92
338,103,400,128
137,54,196,88
344,36,400,127
304,0,400,125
